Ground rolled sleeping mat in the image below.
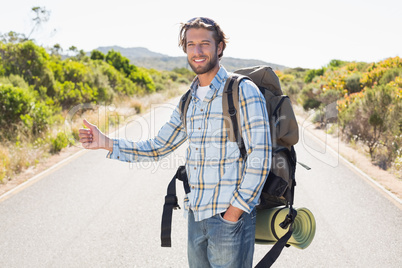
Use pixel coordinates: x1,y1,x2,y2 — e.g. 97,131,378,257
255,206,316,249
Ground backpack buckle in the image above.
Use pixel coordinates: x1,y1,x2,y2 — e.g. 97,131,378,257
229,108,237,116
279,208,297,229
165,194,180,210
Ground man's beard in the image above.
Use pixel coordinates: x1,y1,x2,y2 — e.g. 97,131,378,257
188,53,219,75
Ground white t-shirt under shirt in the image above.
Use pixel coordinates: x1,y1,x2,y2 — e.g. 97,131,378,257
196,85,210,101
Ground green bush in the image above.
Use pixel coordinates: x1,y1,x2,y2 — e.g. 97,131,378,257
51,131,69,153
279,74,295,84
0,55,4,76
302,98,321,110
311,109,326,124
62,60,88,84
172,67,195,81
169,72,179,81
99,62,138,96
155,82,165,91
280,68,307,104
0,74,29,89
89,65,115,104
300,84,321,110
319,89,342,106
0,41,55,94
177,77,190,84
287,84,299,96
129,68,155,93
90,50,105,61
55,81,98,108
0,84,52,137
304,67,326,83
379,68,402,85
328,59,346,69
339,85,395,159
106,50,134,77
0,84,35,125
345,73,363,93
0,146,9,183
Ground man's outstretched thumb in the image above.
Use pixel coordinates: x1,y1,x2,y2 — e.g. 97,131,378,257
83,119,96,130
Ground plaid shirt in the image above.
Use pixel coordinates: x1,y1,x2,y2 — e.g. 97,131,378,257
107,66,271,222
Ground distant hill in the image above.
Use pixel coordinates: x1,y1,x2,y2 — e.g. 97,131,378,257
93,46,287,71
96,46,167,59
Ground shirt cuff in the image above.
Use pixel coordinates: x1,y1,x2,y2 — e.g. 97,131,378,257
106,139,120,159
230,191,251,213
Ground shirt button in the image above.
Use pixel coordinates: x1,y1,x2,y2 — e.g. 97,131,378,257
192,186,195,189
196,148,198,150
194,167,196,170
198,127,201,130
200,109,203,112
117,156,120,159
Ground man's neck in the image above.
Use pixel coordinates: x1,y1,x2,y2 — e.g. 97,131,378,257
197,65,220,87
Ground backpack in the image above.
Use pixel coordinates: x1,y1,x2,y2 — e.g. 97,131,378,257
161,66,300,267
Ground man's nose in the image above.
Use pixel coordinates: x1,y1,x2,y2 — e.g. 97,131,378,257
194,44,203,55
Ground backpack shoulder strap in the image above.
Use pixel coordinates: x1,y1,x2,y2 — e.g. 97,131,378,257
179,89,192,130
222,75,249,160
161,165,189,247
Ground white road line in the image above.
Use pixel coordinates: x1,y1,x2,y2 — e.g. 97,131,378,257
0,149,87,202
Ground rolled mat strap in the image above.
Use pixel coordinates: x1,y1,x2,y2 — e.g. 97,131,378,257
254,207,316,267
270,207,286,241
255,206,316,249
255,224,294,268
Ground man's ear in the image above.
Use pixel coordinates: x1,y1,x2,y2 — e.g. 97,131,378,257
217,41,223,55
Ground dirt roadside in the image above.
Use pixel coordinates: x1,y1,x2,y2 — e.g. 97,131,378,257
0,145,84,197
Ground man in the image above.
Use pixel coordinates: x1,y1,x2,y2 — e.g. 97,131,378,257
79,17,271,268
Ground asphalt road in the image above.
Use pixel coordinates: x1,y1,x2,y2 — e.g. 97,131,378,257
0,97,401,268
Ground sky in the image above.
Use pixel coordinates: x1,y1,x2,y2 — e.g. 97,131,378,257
1,0,401,69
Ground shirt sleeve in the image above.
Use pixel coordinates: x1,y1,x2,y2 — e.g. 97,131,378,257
230,79,272,213
106,103,187,162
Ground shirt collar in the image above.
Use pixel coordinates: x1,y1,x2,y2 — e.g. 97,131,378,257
190,65,229,97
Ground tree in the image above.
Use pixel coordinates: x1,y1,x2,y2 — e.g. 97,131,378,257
342,85,394,159
0,41,55,95
50,43,63,56
328,59,346,69
105,50,134,77
304,67,326,83
0,31,27,43
68,46,78,54
27,7,51,39
90,50,105,61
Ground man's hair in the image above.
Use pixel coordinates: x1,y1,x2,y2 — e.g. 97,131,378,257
178,17,228,59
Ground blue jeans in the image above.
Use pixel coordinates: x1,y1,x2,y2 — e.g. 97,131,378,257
187,208,257,268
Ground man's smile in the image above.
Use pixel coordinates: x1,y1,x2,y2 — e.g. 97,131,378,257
193,58,207,63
